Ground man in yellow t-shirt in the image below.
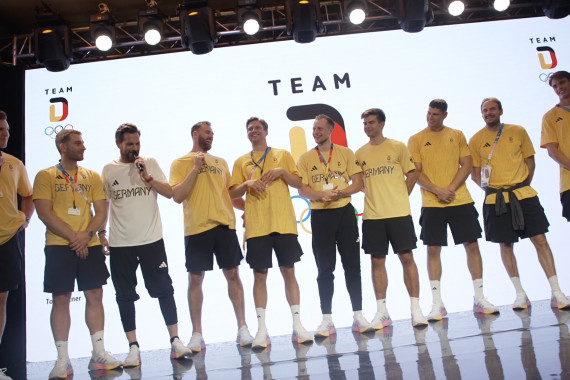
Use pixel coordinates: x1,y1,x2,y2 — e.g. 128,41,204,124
170,121,252,352
470,97,570,310
541,70,570,221
0,111,34,380
297,114,373,337
355,108,427,327
408,99,498,321
229,117,312,349
33,129,120,378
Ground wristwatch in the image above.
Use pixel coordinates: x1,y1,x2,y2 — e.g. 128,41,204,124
87,230,95,238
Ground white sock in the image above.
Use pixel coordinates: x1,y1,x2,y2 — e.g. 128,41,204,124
256,307,267,331
510,277,526,295
376,299,388,314
473,278,485,300
55,340,69,360
410,297,421,312
322,314,333,322
353,310,364,320
430,280,442,304
91,330,105,356
291,305,302,328
548,275,562,294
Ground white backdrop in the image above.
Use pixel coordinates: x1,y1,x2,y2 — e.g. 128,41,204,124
24,16,570,362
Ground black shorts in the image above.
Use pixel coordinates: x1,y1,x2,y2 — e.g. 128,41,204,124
561,190,570,222
110,239,174,301
482,196,550,243
185,225,243,272
0,232,22,292
246,233,303,269
419,203,482,246
44,245,110,293
362,216,417,256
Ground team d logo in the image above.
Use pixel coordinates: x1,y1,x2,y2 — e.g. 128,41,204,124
49,97,69,122
536,46,557,70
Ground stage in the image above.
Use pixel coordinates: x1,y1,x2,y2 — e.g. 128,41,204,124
26,299,570,379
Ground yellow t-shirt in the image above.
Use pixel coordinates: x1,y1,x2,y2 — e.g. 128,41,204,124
541,105,570,193
169,152,236,236
0,153,33,245
297,144,362,210
33,166,105,246
469,124,537,204
408,127,474,208
355,139,415,220
230,148,299,240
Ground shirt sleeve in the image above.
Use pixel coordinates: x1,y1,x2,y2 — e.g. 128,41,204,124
458,131,471,158
520,126,536,159
169,158,185,186
230,157,246,188
296,153,310,185
32,169,53,201
90,172,107,202
540,111,558,148
17,162,33,197
345,148,362,177
400,143,416,174
407,134,421,163
469,135,482,167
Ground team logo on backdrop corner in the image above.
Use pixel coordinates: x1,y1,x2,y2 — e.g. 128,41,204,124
530,35,558,83
43,86,74,139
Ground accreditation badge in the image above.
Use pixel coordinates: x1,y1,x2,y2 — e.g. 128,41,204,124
481,165,492,188
68,207,81,216
323,183,333,191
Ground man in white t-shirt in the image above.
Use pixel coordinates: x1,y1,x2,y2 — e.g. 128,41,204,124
100,123,191,367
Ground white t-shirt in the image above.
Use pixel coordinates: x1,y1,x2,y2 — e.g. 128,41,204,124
102,156,167,247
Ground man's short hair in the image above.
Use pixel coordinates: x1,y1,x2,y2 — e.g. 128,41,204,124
0,111,6,121
55,129,82,153
361,108,386,123
246,117,268,130
481,97,502,111
429,99,448,112
315,114,335,129
115,123,141,142
549,71,570,86
191,121,211,135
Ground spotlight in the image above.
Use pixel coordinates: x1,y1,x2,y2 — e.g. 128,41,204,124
238,0,262,36
493,0,510,12
344,0,367,25
448,1,465,16
541,0,570,19
180,1,217,55
90,12,115,51
34,13,72,72
286,0,322,44
397,0,433,33
139,8,164,45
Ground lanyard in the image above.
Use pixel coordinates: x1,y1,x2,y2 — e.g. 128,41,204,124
316,144,333,183
556,104,570,113
248,147,271,180
487,123,504,162
56,163,88,208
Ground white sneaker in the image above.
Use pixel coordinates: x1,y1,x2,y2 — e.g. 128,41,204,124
352,314,374,333
187,332,205,353
513,293,530,310
427,303,447,321
551,291,570,310
49,357,73,379
236,325,254,346
370,312,393,330
411,308,428,327
473,298,500,314
292,325,313,344
0,368,12,380
252,329,271,349
314,319,336,338
171,337,192,359
123,345,141,367
88,351,122,371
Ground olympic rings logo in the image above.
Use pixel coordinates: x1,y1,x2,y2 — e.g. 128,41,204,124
44,124,74,139
539,72,553,83
292,195,364,235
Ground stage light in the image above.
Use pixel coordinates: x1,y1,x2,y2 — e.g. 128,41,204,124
180,1,217,55
448,1,465,16
286,0,322,44
344,0,367,25
493,0,510,11
90,11,115,52
541,0,570,19
139,8,164,45
238,0,262,36
397,0,433,33
33,13,72,72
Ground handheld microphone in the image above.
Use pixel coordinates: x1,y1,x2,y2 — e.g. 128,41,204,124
133,151,144,172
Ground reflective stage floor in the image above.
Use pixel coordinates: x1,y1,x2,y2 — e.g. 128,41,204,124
26,299,570,379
